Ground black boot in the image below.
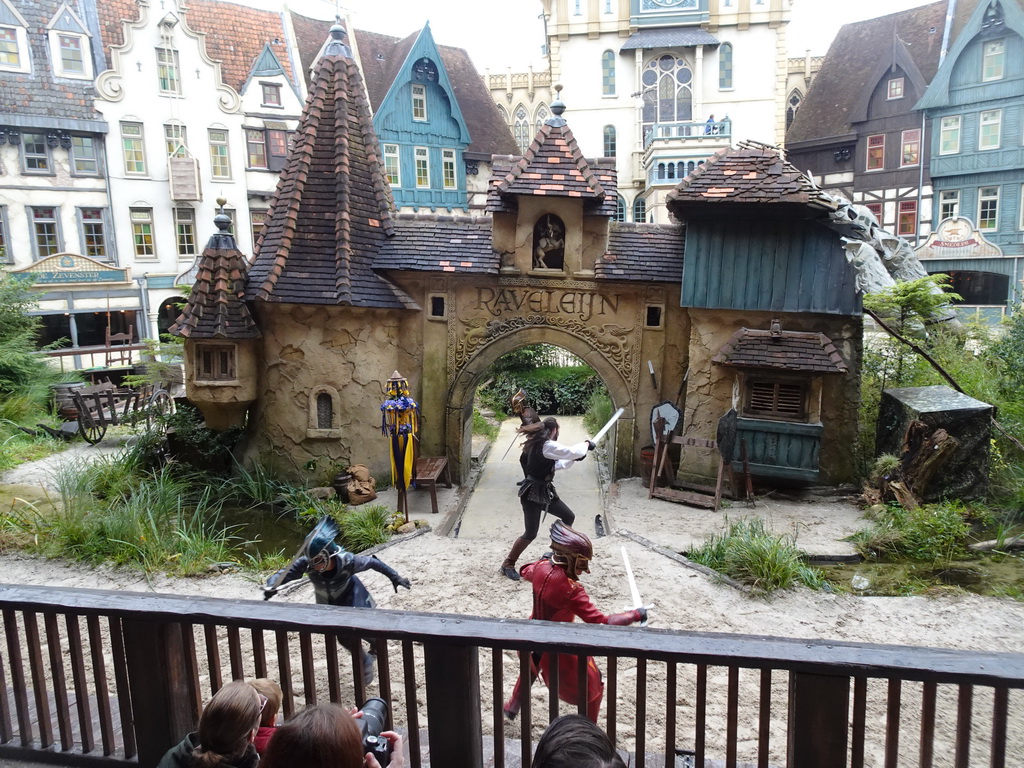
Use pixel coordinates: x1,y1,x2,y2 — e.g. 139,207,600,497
500,537,530,581
363,651,376,685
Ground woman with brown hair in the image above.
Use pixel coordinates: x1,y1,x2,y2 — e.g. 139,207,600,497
157,680,263,768
499,416,595,580
261,703,403,768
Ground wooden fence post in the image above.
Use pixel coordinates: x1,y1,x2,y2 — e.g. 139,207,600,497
787,671,850,767
121,619,196,768
424,643,482,768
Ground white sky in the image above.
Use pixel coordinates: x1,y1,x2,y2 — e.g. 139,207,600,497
275,0,941,71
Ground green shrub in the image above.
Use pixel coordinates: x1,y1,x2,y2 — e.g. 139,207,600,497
688,518,826,594
848,502,972,561
472,407,499,441
480,366,600,416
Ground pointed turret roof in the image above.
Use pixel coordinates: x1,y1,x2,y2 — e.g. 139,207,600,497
491,92,605,203
245,23,414,309
666,140,838,216
170,210,260,340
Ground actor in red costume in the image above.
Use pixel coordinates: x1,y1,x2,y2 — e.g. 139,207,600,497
503,521,648,723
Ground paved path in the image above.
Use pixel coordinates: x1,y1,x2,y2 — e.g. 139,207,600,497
456,416,603,565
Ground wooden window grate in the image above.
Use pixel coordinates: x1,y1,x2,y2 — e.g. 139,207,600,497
745,378,807,420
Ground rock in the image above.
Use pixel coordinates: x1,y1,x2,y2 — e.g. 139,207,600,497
396,522,418,534
309,486,336,500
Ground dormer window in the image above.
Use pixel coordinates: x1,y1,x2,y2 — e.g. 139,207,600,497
887,77,904,100
45,3,92,78
0,24,30,73
261,82,282,107
411,84,427,121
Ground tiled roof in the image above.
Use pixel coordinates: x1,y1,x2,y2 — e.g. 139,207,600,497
620,27,720,50
596,224,685,283
170,226,260,340
713,325,848,374
376,215,498,273
785,2,947,146
98,0,295,94
665,141,838,214
492,120,605,201
244,27,414,310
290,15,517,156
0,0,104,129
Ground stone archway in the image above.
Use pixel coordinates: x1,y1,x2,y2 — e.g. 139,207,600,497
446,325,636,484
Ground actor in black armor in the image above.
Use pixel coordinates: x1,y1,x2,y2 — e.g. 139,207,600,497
499,416,595,580
264,517,411,683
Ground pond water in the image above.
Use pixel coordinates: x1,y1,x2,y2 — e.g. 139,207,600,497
820,553,1024,598
218,504,307,558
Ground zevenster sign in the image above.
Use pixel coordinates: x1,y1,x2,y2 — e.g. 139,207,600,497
11,253,130,286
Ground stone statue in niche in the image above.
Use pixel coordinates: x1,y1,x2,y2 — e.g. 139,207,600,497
533,214,565,270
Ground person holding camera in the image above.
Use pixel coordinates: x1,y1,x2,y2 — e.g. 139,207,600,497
261,702,403,768
504,521,649,724
157,680,263,768
500,416,596,580
263,517,411,684
532,714,627,768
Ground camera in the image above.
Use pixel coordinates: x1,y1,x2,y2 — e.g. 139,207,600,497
357,697,392,767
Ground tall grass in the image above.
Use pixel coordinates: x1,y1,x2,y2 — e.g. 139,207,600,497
847,502,973,562
688,518,827,594
5,448,245,575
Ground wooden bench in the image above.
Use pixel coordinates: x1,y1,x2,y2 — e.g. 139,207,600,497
414,457,452,514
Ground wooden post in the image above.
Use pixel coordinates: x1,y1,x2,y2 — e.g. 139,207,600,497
424,643,482,768
787,672,849,768
121,619,196,768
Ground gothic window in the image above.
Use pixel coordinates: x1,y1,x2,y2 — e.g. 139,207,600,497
534,104,550,132
603,125,616,157
514,105,530,153
602,50,616,95
786,90,802,131
641,55,693,140
532,214,565,270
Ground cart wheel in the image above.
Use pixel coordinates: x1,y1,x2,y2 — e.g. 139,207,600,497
146,390,173,428
78,414,107,445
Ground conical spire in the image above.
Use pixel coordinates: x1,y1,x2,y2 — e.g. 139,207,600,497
170,202,260,339
245,22,413,308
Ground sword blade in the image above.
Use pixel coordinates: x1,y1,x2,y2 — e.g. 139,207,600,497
592,407,625,445
622,548,638,610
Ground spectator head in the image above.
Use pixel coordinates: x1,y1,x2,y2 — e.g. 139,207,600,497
261,703,363,768
193,680,262,768
251,678,283,728
531,714,626,768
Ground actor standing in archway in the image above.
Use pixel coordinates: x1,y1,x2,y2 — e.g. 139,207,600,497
264,517,411,684
499,416,594,580
503,521,648,722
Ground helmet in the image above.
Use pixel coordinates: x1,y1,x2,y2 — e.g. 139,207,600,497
549,520,592,579
301,517,342,568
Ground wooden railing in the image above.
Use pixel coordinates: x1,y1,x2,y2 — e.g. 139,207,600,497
0,585,1022,768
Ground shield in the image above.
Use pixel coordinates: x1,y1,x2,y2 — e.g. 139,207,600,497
650,401,683,444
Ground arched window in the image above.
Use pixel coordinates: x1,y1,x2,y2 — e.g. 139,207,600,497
657,162,666,180
633,197,646,223
316,393,333,430
686,160,695,175
786,90,803,131
534,104,550,132
602,50,616,96
667,163,675,180
513,105,530,153
603,125,616,157
719,43,733,89
641,55,693,138
676,162,685,178
615,196,626,222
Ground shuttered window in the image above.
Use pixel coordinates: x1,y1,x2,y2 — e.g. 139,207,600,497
744,378,807,420
197,344,236,381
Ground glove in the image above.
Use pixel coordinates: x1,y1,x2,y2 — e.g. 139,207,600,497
392,576,411,592
263,587,278,601
587,440,596,451
635,606,649,623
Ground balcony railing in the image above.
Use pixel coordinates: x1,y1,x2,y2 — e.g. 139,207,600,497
0,584,1022,768
643,120,732,151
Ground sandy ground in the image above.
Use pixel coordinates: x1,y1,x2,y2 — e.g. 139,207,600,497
2,422,1024,766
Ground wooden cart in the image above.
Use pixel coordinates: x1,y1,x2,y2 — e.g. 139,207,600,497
69,381,172,444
